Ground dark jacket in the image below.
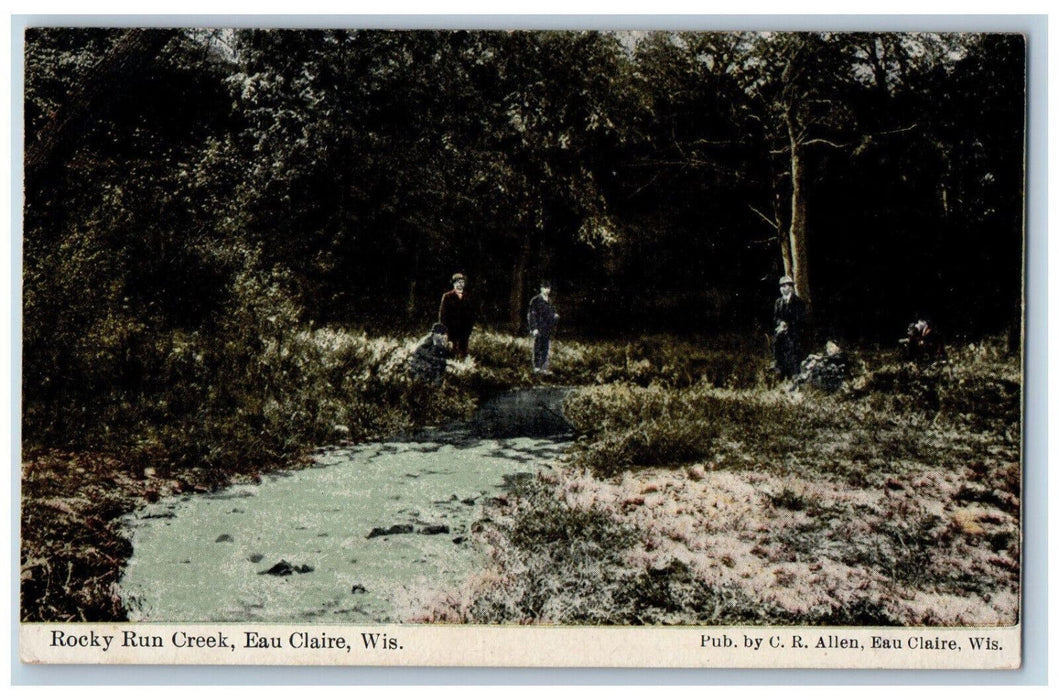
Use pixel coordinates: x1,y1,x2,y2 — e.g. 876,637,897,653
439,290,474,341
527,294,558,336
772,293,807,378
773,294,806,340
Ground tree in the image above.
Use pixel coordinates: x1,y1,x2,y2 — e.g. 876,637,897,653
23,28,238,443
25,28,178,184
495,31,630,327
737,32,863,307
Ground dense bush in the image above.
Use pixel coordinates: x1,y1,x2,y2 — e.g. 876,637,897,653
24,260,481,480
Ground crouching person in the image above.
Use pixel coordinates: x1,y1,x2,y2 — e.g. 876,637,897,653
408,323,449,384
901,318,947,364
795,341,850,392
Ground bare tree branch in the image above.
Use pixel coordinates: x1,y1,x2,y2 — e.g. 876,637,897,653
802,137,847,149
748,204,780,231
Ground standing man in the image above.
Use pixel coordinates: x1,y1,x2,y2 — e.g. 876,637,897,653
773,275,807,379
439,272,475,360
527,280,559,374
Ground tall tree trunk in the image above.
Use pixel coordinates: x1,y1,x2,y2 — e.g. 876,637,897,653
773,181,793,277
406,277,417,318
509,230,532,331
787,127,811,306
867,37,892,103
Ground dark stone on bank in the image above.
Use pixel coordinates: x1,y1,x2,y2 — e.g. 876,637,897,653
366,524,415,539
259,559,314,576
419,524,450,535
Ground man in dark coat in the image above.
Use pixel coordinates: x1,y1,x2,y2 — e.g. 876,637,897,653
773,275,807,379
439,272,475,359
527,280,559,374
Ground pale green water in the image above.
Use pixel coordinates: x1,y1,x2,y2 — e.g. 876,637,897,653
119,434,566,622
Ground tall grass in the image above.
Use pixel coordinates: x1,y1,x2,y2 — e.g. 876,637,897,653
562,338,1020,479
442,337,1022,626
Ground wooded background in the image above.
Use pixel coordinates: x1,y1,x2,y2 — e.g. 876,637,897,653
23,28,1025,449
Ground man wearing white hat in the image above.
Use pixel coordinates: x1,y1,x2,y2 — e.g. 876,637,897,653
773,275,807,379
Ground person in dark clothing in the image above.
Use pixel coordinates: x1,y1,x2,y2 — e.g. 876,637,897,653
407,323,449,384
773,275,807,379
439,272,475,360
902,318,947,364
527,281,559,374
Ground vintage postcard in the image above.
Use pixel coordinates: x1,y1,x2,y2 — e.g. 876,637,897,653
18,23,1027,669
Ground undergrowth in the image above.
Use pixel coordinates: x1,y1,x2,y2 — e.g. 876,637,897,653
440,336,1021,626
563,338,1020,480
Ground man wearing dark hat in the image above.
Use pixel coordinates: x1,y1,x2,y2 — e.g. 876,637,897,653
439,272,475,359
773,275,806,379
527,280,559,374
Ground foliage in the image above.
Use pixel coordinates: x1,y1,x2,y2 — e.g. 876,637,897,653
564,341,1019,479
450,478,781,625
20,28,1026,623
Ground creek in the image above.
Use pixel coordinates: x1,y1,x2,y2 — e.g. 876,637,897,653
118,387,572,622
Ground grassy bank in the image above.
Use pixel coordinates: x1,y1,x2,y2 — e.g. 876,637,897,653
424,339,1021,626
21,328,747,622
21,330,1020,625
22,327,486,622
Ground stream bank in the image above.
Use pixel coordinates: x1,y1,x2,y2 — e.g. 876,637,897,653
117,387,574,622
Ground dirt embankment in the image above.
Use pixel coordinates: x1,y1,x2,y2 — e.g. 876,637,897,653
20,450,276,622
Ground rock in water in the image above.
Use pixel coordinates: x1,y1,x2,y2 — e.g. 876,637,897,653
260,560,295,576
351,584,368,594
366,524,415,539
419,525,450,535
259,560,314,576
215,534,234,543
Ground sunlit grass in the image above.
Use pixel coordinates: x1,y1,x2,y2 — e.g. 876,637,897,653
432,337,1021,626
